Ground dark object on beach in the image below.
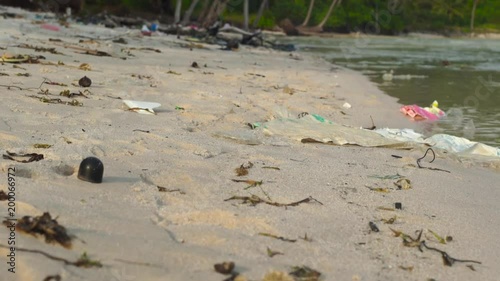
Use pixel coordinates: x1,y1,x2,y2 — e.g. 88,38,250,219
224,40,239,50
3,151,44,163
369,221,380,232
78,76,91,87
395,202,402,210
191,61,199,68
214,261,235,275
78,157,104,183
43,275,61,281
3,212,73,248
0,190,9,201
441,60,450,66
289,265,321,281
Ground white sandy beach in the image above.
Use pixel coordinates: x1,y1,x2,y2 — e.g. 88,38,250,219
1,6,500,281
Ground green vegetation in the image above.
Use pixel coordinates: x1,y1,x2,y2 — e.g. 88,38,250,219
83,0,499,34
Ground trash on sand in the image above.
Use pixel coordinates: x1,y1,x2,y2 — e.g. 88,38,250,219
395,202,402,210
1,53,30,63
3,151,43,163
0,190,9,201
3,212,72,248
232,179,262,189
400,100,445,121
41,24,60,32
342,102,351,109
141,25,152,36
123,100,161,115
77,157,104,183
214,261,235,275
289,266,321,281
369,221,380,232
33,143,52,149
235,162,253,176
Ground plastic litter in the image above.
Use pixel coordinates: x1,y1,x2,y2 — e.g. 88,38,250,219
342,102,352,109
78,157,104,183
400,100,445,121
123,100,161,115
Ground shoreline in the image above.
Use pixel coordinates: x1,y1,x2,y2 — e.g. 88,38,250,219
1,6,500,281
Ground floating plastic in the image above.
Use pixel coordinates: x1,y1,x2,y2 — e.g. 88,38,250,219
400,100,445,121
123,100,161,115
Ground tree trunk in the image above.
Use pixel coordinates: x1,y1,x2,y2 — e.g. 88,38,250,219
252,0,269,29
243,0,249,30
197,0,211,22
316,0,341,29
202,0,230,28
470,0,479,33
174,0,182,23
300,0,315,27
182,0,201,25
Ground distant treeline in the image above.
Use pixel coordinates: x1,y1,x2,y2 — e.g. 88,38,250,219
2,0,499,34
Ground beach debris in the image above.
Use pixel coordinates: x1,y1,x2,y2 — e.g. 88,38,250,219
214,261,235,275
3,151,44,163
262,166,280,170
77,157,104,183
1,53,30,63
417,148,450,173
79,63,91,71
369,221,380,232
123,100,161,115
29,95,83,106
398,266,414,272
33,143,52,149
191,61,200,68
395,202,403,210
367,186,390,193
44,80,68,86
60,90,89,98
246,73,265,78
400,100,445,121
381,216,397,224
377,206,396,211
16,43,64,55
231,179,262,189
267,247,284,257
167,70,181,75
157,186,186,194
235,162,253,176
299,233,313,242
259,232,297,243
342,102,352,109
390,228,423,248
0,190,9,201
175,106,185,110
78,76,92,87
16,72,30,77
369,174,403,180
394,178,411,190
3,212,72,248
133,129,150,133
427,229,452,244
263,271,293,281
43,275,61,281
224,195,323,207
0,245,102,268
127,47,161,53
282,85,295,95
289,266,321,281
419,241,481,267
363,116,376,130
391,154,403,158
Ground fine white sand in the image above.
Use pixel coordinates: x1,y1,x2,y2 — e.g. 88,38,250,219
1,6,500,281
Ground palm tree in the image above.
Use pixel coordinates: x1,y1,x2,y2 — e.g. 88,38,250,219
300,0,315,27
202,0,230,28
182,0,201,25
252,0,269,29
174,0,182,23
243,0,249,30
316,0,342,30
470,0,480,33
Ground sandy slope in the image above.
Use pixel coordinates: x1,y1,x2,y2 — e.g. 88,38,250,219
1,6,499,281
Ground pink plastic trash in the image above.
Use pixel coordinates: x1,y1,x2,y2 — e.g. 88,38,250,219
40,24,60,32
400,105,444,121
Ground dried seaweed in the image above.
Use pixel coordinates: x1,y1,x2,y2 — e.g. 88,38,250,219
60,90,89,98
33,143,52,149
259,232,297,243
3,151,43,163
289,266,321,281
398,266,414,272
427,229,451,244
28,95,83,106
128,47,161,53
394,178,412,190
367,186,390,193
262,166,280,170
417,148,450,173
0,245,102,268
44,81,68,86
214,261,235,275
17,43,64,55
231,179,263,189
157,186,186,194
3,212,72,248
224,195,323,207
299,233,313,242
235,162,253,176
419,241,481,267
267,247,284,257
381,216,397,224
390,228,423,247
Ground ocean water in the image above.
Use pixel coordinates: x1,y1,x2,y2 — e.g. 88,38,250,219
284,35,500,148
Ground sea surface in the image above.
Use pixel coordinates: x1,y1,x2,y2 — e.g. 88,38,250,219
284,35,500,148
